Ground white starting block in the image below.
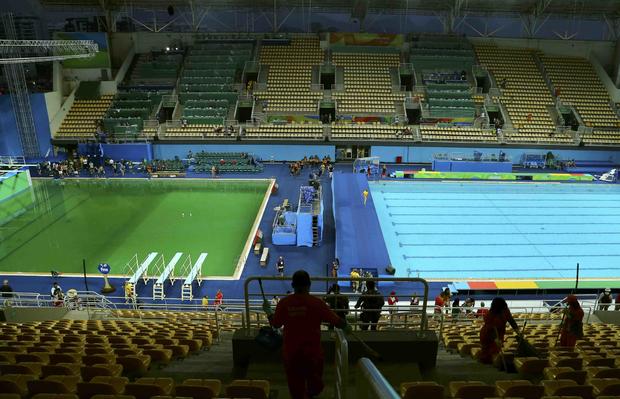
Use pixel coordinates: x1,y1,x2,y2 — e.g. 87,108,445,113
598,169,617,183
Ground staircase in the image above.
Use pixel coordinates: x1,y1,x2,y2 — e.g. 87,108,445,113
153,283,165,300
312,214,320,246
532,52,556,98
181,284,193,301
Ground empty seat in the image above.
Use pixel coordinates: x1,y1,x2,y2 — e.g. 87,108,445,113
551,357,583,370
0,363,41,377
77,381,122,399
495,379,544,399
142,349,172,366
175,379,221,399
91,396,135,399
124,382,168,399
541,379,594,398
590,378,620,396
15,353,50,364
400,381,445,399
515,357,550,378
544,367,587,385
31,395,79,399
42,363,81,378
226,379,270,399
448,381,496,398
0,374,36,396
82,355,115,366
586,367,620,379
81,364,123,381
27,377,76,396
116,356,150,378
49,354,82,365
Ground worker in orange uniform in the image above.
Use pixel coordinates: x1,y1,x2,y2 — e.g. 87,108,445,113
263,270,350,399
559,295,584,348
477,297,520,364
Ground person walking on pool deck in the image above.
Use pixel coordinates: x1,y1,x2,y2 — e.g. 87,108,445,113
214,289,223,310
362,189,369,206
355,280,385,331
263,270,350,399
350,268,360,293
0,280,13,298
276,256,285,276
598,288,613,310
325,284,349,329
560,295,584,348
477,297,520,364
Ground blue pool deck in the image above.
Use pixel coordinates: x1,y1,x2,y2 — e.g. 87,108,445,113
370,180,620,280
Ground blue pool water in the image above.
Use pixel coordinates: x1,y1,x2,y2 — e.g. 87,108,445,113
370,181,620,280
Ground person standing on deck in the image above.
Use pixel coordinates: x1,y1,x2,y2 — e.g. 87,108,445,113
264,270,349,399
560,295,584,348
362,189,369,206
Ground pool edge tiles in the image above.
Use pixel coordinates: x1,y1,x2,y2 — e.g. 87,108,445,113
369,179,620,281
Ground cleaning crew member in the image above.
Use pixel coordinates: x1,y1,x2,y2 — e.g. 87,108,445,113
263,270,350,399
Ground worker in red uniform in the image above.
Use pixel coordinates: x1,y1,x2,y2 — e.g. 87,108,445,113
264,270,349,399
214,289,223,310
477,297,520,364
434,288,450,315
559,295,584,348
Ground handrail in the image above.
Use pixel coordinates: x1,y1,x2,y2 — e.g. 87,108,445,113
356,358,399,399
243,276,430,330
334,329,348,399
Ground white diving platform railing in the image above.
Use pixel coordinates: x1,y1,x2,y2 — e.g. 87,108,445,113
152,252,183,300
127,252,158,286
181,252,208,301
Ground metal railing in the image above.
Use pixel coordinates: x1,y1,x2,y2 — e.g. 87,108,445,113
335,329,349,399
242,276,430,330
356,358,400,399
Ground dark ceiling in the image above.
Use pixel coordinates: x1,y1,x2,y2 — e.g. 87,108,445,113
37,0,620,17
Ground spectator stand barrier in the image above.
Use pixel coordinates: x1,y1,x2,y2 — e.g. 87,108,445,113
356,357,400,399
242,276,430,331
335,329,349,399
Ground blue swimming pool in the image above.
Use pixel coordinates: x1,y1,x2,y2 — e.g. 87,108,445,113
369,181,620,280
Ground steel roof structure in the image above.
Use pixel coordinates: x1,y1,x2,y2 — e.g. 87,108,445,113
37,0,620,17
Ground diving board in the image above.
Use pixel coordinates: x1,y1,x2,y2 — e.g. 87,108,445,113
152,252,183,300
181,252,208,301
127,252,158,285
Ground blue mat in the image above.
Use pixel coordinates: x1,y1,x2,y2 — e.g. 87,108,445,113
333,173,391,273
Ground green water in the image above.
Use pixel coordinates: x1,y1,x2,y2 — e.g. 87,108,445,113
0,178,269,275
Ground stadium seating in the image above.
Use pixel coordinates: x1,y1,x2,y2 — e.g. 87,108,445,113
0,319,218,398
179,42,253,125
164,124,233,139
330,123,406,140
540,55,620,129
244,123,323,140
254,37,324,113
332,52,404,114
540,55,620,145
192,151,262,173
420,125,498,142
411,37,477,121
475,45,573,144
56,95,113,139
128,53,183,86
